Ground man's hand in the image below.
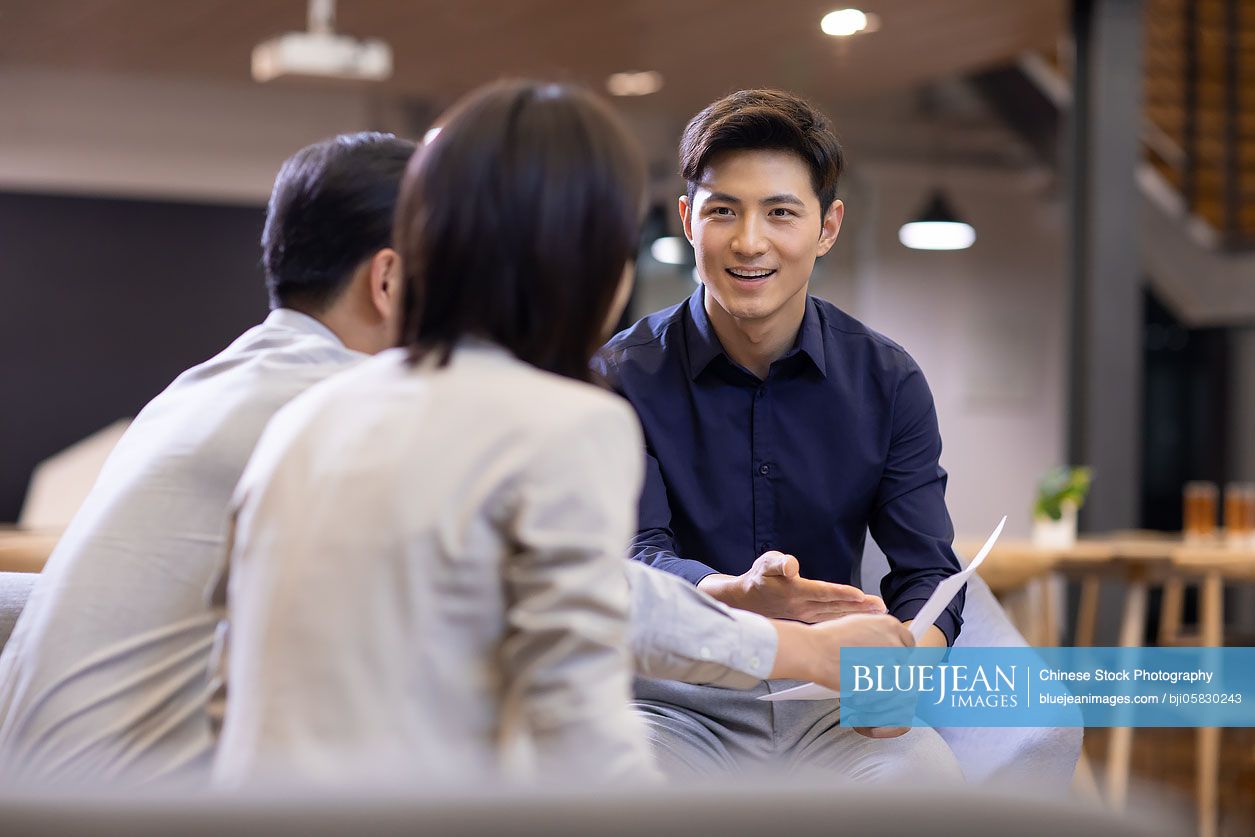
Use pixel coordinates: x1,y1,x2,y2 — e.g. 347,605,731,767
770,613,913,689
846,621,945,738
771,614,936,740
697,551,886,622
771,614,916,739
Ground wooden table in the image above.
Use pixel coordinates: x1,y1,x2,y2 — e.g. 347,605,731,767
1169,542,1255,837
963,532,1255,836
958,538,1055,645
1062,534,1185,812
0,527,61,573
958,533,1183,811
956,536,1116,647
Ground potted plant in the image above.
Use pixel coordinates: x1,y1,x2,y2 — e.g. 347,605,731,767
1032,466,1093,548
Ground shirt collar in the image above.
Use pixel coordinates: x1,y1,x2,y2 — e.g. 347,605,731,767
266,307,348,348
683,287,827,381
793,296,828,378
683,288,725,380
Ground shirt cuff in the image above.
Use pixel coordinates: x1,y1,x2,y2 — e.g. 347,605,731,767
669,558,723,586
711,609,777,687
889,597,962,647
662,597,776,689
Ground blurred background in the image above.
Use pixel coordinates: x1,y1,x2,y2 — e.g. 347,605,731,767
0,0,1252,833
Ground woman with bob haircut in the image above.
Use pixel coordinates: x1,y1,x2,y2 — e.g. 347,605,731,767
211,80,910,788
211,79,661,786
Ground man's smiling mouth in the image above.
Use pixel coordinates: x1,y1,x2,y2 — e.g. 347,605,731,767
726,268,777,280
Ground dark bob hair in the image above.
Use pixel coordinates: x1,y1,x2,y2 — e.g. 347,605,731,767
262,132,416,311
679,89,844,215
395,80,646,381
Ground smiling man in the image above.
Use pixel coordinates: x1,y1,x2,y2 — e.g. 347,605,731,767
594,89,965,779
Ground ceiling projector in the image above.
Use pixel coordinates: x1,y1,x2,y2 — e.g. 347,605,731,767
251,0,392,83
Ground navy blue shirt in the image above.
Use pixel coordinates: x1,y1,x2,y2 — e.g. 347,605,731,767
594,288,964,644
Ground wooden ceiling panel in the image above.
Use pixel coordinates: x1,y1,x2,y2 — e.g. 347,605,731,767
0,0,1065,117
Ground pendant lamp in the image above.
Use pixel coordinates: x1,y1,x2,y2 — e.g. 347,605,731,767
898,189,976,251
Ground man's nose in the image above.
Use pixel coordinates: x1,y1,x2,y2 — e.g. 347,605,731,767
731,216,769,258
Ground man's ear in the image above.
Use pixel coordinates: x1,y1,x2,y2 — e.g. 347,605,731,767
816,199,845,257
368,248,402,320
678,194,695,244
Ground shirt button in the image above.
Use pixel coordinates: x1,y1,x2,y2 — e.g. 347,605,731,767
755,387,766,400
700,646,713,660
759,463,771,475
750,657,761,669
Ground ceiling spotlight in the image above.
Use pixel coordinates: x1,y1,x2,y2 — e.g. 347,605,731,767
898,191,976,251
821,8,879,37
650,236,689,265
607,71,664,97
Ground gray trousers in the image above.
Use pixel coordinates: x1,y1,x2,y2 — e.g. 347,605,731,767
634,677,964,783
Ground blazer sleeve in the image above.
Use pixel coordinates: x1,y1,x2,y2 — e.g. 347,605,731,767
623,559,775,688
499,397,656,782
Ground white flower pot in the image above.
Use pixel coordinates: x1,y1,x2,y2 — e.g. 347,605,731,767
1032,502,1078,549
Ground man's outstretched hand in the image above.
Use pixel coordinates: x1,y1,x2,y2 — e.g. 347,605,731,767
769,614,915,740
697,550,886,622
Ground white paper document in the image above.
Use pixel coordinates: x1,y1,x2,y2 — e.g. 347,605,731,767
758,515,1007,702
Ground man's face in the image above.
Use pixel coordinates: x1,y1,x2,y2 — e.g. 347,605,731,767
679,149,843,328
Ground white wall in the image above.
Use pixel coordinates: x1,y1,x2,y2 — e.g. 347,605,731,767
854,162,1068,539
0,67,382,204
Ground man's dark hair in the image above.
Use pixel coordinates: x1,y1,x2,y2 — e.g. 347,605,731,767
262,132,417,311
679,89,844,214
395,80,645,382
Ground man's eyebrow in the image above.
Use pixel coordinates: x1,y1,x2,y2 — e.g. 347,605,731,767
761,193,805,207
701,190,742,204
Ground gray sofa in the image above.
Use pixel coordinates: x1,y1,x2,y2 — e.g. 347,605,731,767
0,781,1182,837
0,572,36,651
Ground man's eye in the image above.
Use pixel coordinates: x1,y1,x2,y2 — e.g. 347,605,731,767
709,206,734,216
770,208,797,217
